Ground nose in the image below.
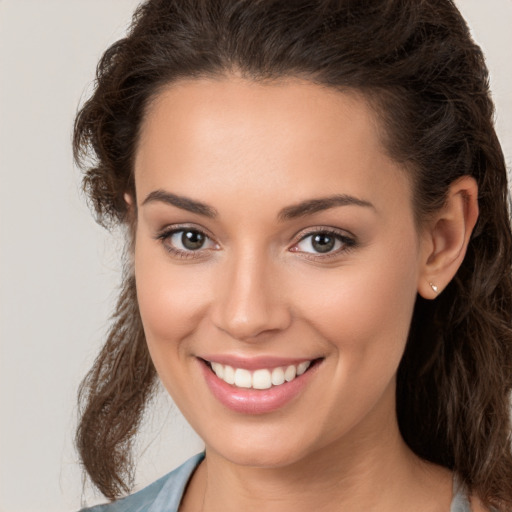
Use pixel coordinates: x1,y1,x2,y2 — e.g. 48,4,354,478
211,251,292,341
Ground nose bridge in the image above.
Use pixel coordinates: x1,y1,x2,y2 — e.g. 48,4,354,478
212,246,290,341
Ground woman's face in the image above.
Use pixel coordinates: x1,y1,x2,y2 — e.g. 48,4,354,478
133,78,426,467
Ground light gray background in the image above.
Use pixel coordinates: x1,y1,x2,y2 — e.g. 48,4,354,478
0,1,510,511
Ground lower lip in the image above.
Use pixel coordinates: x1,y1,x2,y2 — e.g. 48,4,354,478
199,360,320,415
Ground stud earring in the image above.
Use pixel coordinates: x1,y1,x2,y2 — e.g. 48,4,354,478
429,282,439,293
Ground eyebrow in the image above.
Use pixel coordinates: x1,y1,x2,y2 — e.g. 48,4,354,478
278,194,375,221
142,189,374,221
142,190,218,218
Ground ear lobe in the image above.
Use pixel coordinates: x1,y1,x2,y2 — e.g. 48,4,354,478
418,176,479,299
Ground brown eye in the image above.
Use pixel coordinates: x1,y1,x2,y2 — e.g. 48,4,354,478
311,233,335,253
181,230,206,250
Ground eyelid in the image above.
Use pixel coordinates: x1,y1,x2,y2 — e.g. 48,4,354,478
291,225,356,242
155,223,217,241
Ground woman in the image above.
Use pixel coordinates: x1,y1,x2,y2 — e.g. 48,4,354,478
74,0,512,510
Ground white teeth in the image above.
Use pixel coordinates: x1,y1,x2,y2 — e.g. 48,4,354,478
252,369,272,389
234,368,252,388
211,362,224,379
284,365,296,382
271,367,285,386
223,365,235,384
209,360,313,389
297,361,311,375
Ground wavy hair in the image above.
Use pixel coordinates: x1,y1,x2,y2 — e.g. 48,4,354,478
73,0,512,507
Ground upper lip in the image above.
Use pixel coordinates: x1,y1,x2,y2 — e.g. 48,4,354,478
199,355,321,370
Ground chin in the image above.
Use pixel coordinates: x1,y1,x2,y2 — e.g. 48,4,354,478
203,424,320,469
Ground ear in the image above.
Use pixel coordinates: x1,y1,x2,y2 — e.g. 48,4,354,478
123,192,138,232
124,192,134,206
417,176,479,299
123,193,138,260
124,192,135,216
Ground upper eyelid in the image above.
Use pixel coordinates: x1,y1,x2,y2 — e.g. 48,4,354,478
155,223,216,240
292,226,356,243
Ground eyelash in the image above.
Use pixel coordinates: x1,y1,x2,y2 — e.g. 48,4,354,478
154,225,357,261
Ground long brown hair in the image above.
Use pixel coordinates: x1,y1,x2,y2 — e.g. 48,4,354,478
73,0,512,507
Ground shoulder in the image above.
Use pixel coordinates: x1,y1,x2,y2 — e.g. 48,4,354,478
78,453,205,512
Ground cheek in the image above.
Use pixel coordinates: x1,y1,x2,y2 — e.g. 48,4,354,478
293,236,419,367
134,240,216,411
134,239,212,349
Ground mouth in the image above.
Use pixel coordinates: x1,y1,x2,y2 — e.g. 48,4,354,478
201,358,321,390
198,356,323,414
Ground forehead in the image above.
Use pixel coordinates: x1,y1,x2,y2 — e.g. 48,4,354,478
134,77,411,216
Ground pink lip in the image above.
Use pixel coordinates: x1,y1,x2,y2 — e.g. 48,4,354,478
198,358,321,415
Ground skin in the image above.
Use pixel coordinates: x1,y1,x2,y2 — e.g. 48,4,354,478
130,77,479,511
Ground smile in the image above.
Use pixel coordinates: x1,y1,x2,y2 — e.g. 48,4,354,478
199,357,322,414
208,360,312,389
